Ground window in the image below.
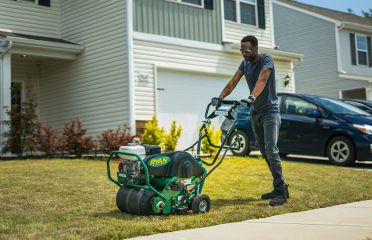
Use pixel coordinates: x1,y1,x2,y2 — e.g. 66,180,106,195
182,0,202,5
15,0,50,7
284,97,317,117
356,35,368,66
224,0,256,26
224,0,265,28
169,0,204,7
11,82,23,113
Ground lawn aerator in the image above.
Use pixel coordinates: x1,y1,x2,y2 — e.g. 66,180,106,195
106,99,251,215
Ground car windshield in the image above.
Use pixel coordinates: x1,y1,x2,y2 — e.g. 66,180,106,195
314,97,370,116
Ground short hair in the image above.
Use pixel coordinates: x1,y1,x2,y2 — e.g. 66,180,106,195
241,35,258,47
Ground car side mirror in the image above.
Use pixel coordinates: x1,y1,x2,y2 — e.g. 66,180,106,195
307,110,321,118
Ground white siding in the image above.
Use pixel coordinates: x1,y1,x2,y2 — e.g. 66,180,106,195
339,30,372,77
223,0,273,48
134,38,293,120
38,0,129,136
0,0,60,38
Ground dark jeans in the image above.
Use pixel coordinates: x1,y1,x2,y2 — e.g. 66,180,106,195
251,112,286,190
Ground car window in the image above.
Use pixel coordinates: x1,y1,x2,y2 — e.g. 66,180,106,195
284,96,317,116
315,98,370,117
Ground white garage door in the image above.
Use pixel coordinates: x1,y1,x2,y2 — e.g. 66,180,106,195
157,70,249,150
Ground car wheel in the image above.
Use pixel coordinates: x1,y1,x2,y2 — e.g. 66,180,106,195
327,136,355,166
229,130,250,156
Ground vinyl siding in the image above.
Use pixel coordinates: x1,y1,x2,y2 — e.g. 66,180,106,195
223,0,273,48
133,0,222,44
38,0,129,136
0,0,60,38
339,30,372,77
273,3,368,98
134,38,293,120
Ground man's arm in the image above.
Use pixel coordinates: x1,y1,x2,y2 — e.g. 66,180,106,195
250,67,272,98
218,70,243,100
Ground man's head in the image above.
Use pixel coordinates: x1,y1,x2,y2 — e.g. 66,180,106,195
240,35,258,62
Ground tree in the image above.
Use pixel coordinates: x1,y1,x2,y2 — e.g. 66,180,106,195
362,8,372,19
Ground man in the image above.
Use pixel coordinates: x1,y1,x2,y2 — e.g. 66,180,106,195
213,35,288,206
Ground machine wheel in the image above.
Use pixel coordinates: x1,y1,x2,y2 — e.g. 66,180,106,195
116,186,155,215
229,130,250,156
191,194,211,214
327,136,355,166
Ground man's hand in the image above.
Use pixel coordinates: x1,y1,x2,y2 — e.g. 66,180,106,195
211,97,221,107
240,95,255,107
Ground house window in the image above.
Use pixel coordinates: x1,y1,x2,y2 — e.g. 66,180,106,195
11,82,23,113
224,0,265,28
224,0,257,26
182,0,202,6
15,0,50,7
168,0,204,7
356,35,368,66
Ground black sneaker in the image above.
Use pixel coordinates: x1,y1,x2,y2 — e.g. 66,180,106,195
261,184,289,200
269,190,287,206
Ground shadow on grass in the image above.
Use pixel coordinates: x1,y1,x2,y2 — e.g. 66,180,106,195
92,197,265,219
208,197,267,210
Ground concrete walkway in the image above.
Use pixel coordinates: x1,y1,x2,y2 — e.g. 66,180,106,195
127,200,372,240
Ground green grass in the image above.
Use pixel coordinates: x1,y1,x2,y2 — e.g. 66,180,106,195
0,157,371,240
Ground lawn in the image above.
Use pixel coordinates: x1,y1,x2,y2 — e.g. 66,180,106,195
0,157,371,240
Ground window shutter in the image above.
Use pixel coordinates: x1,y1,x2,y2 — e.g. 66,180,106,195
367,36,372,68
257,0,265,29
204,0,213,10
350,33,356,65
38,0,50,7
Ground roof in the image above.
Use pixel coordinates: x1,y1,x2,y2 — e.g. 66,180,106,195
0,31,79,45
278,0,372,26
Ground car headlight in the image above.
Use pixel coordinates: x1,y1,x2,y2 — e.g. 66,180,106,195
353,124,372,135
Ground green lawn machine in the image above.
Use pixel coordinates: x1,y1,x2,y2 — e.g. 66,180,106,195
106,99,251,215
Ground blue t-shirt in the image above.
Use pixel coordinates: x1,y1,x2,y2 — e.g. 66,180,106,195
238,53,279,114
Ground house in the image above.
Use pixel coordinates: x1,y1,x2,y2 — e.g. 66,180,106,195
0,0,302,151
273,0,372,100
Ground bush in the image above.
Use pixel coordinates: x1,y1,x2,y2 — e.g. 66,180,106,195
98,125,132,154
1,94,38,157
62,118,94,158
201,124,222,156
163,121,182,152
35,122,59,157
141,115,164,146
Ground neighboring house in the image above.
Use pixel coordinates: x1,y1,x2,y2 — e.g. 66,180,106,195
273,0,372,100
0,0,302,151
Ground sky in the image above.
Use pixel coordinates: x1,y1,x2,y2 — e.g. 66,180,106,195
295,0,371,16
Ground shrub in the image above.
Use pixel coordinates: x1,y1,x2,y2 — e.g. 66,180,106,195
1,94,38,157
163,121,182,152
141,115,164,146
35,122,59,157
62,118,94,158
99,125,132,154
201,124,222,156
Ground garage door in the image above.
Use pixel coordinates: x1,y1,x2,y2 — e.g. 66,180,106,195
157,70,249,150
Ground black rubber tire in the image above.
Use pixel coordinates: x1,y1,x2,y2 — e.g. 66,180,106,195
229,130,250,156
116,186,131,213
327,136,355,166
116,186,155,215
191,194,211,214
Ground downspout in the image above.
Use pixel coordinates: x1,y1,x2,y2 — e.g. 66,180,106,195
127,0,135,136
